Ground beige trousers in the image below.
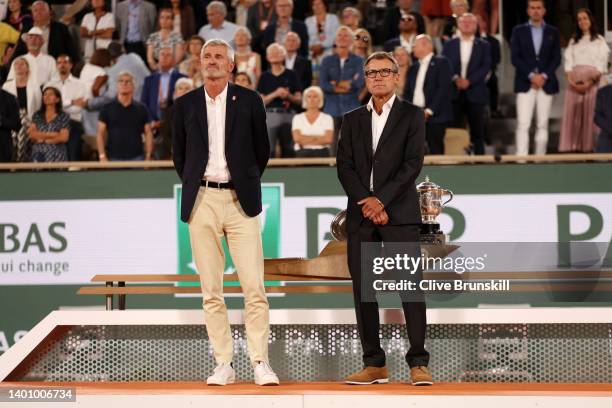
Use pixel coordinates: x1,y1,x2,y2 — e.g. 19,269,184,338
188,186,269,365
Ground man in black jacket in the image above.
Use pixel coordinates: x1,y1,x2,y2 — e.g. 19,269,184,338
172,39,278,386
337,51,432,386
0,84,20,162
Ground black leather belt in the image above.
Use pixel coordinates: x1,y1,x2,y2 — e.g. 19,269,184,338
200,180,234,189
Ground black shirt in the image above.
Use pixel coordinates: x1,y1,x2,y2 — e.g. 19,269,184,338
99,99,151,159
257,68,301,109
17,87,27,111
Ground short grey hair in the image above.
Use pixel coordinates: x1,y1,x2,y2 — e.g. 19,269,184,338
117,70,135,83
450,0,469,7
266,42,286,57
277,0,294,7
302,86,324,109
364,51,399,73
414,33,433,45
201,38,235,60
207,1,227,16
234,26,252,42
342,6,361,20
32,0,50,10
175,77,195,89
285,31,301,46
335,25,355,39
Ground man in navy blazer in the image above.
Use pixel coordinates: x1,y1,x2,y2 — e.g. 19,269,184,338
594,84,612,153
404,35,453,154
510,0,561,155
442,13,491,155
260,0,308,59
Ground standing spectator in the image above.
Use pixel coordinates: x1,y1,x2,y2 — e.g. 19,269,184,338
511,0,561,156
234,71,253,89
46,55,90,161
0,21,18,65
3,0,32,32
422,0,452,37
170,0,196,40
11,1,78,63
442,13,491,155
319,26,364,131
147,8,185,71
559,8,610,153
393,46,410,97
260,0,308,58
0,82,20,162
178,34,204,87
246,0,277,54
159,76,194,159
284,31,311,92
382,0,418,43
405,34,453,154
383,11,425,53
594,84,612,153
291,85,333,157
28,85,69,162
141,46,186,139
198,1,239,47
233,0,256,28
472,0,499,35
97,71,153,161
80,0,115,62
234,26,261,87
258,42,302,157
442,0,469,41
115,0,157,63
305,0,339,62
353,28,373,59
340,6,362,32
8,27,57,88
2,57,41,161
477,14,501,117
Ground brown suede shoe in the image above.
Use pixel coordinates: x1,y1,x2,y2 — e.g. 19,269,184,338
345,366,389,385
410,366,433,386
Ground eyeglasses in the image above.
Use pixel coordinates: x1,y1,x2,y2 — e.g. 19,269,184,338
364,68,398,78
355,34,369,43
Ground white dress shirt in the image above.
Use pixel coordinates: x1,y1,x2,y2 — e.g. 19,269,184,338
7,52,58,88
367,93,396,190
46,75,91,122
459,35,474,79
413,52,433,109
203,84,231,182
285,53,297,70
399,34,416,54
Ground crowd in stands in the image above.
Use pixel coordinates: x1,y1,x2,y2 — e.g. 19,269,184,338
0,0,611,164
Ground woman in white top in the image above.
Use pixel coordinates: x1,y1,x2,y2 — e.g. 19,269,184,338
559,8,610,153
80,0,115,61
233,26,261,87
291,86,334,157
305,0,339,62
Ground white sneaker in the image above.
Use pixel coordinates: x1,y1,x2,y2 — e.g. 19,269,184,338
253,361,280,385
207,362,235,386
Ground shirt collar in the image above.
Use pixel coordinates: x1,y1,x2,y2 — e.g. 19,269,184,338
419,52,434,65
367,93,396,114
205,83,228,104
460,34,475,42
528,20,545,29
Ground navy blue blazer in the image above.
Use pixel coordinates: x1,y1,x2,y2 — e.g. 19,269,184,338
510,22,561,95
595,84,612,139
260,20,309,58
141,69,186,121
403,55,454,124
442,37,492,105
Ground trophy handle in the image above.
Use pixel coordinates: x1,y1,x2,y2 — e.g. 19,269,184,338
442,189,454,205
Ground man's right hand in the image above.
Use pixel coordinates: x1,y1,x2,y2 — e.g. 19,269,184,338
371,210,389,225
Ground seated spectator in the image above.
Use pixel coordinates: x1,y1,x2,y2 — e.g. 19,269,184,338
383,11,425,53
170,0,196,40
11,1,78,63
147,8,185,71
340,7,362,32
594,84,612,153
284,31,311,95
2,0,32,32
234,71,253,89
8,27,57,88
442,13,491,155
28,85,69,162
442,0,469,41
178,35,204,87
2,56,41,161
306,0,339,62
261,0,308,59
234,26,261,87
258,42,302,157
382,0,418,43
141,46,186,138
97,71,153,161
0,21,19,65
246,0,277,54
115,0,157,63
559,8,610,153
319,26,364,129
80,0,115,61
0,78,20,162
352,28,373,59
159,76,194,159
46,54,90,161
292,85,333,157
198,1,238,47
393,46,411,97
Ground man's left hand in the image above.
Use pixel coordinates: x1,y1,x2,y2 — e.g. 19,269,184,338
358,196,384,219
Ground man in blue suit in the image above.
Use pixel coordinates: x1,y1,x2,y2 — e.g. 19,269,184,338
594,84,612,153
404,35,453,155
510,0,561,156
141,47,186,142
442,13,491,155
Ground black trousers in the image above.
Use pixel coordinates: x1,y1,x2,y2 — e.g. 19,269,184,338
0,134,11,163
453,92,486,155
347,221,429,368
68,120,83,161
487,72,499,112
425,122,447,155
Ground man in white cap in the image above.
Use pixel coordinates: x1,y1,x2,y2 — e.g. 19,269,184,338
7,27,57,88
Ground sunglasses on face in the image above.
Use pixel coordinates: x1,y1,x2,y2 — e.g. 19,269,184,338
355,34,369,43
364,68,398,78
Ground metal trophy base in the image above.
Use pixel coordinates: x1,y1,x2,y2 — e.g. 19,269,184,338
419,223,446,245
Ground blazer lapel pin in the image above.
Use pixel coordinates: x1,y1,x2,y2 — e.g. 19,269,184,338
232,95,236,101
